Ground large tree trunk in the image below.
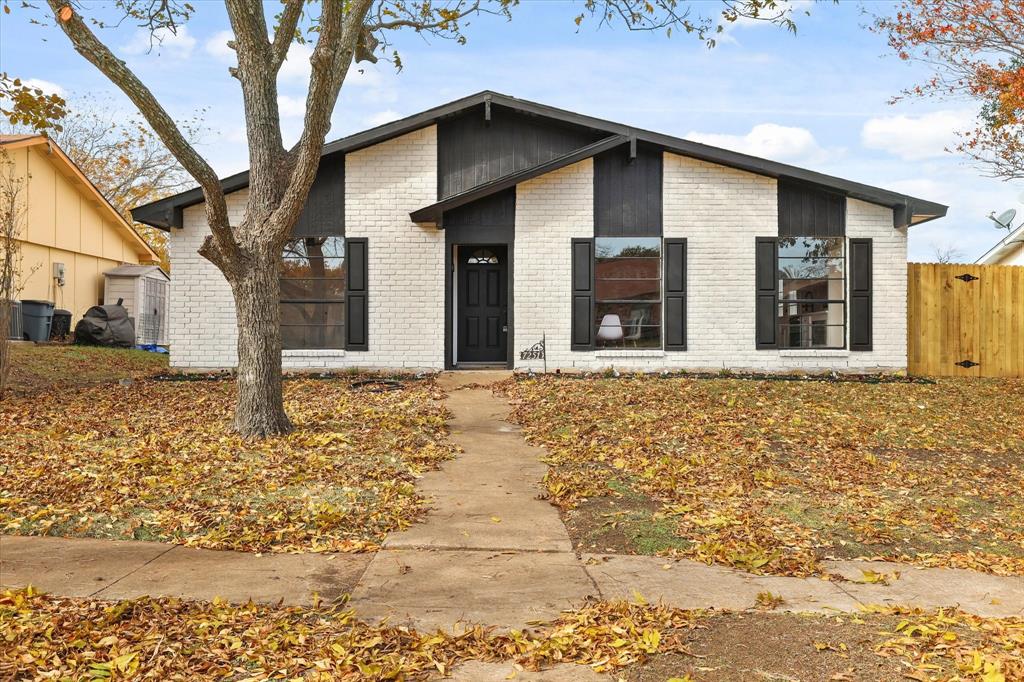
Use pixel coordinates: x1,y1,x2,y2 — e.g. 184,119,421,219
229,252,292,437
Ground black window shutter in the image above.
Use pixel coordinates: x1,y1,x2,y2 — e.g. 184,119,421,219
755,237,779,349
345,237,368,351
849,237,872,351
571,238,595,351
664,238,687,351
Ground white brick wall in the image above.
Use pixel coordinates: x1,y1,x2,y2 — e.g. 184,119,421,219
169,126,442,371
171,139,907,373
512,152,907,372
345,125,444,369
513,159,592,370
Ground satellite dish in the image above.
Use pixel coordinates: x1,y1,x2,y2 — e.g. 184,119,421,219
988,208,1017,231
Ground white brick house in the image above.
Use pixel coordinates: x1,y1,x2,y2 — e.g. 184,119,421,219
133,92,947,373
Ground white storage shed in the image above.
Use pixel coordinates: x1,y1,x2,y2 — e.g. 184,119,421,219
103,264,170,346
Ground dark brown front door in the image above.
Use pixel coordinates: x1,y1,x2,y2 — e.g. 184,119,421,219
457,245,508,364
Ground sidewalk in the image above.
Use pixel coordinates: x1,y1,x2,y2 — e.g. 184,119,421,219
3,371,1022,630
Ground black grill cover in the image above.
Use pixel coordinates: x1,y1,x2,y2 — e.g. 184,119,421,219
74,304,136,347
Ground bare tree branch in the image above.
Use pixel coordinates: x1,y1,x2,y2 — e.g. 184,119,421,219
46,0,237,267
271,0,306,72
271,0,373,238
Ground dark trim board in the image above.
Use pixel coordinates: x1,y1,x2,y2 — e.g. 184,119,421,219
133,91,947,230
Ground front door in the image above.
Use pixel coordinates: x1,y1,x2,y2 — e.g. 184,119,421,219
457,245,508,364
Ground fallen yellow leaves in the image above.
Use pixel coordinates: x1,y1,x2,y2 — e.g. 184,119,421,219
0,587,699,680
504,376,1024,577
0,377,457,552
870,605,1024,682
2,588,1021,681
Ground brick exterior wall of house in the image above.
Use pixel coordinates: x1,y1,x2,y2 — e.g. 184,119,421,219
170,126,442,371
512,152,907,372
170,139,907,373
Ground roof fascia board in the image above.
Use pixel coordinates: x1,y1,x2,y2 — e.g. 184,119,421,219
410,134,627,224
133,90,948,230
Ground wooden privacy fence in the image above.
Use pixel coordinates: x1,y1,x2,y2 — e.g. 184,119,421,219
908,263,1024,377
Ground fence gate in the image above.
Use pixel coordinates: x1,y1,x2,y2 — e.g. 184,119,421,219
908,263,1024,377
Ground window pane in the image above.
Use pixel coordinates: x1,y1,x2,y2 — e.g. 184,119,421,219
282,325,345,350
281,301,344,326
592,238,662,349
779,324,845,349
779,278,845,301
280,236,346,350
595,303,661,347
283,236,345,260
778,301,844,349
596,278,661,302
778,257,844,279
280,278,346,301
778,236,843,259
595,237,662,259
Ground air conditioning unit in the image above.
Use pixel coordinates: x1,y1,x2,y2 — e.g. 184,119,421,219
5,300,22,340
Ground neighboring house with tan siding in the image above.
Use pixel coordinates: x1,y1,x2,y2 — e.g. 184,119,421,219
1,135,159,322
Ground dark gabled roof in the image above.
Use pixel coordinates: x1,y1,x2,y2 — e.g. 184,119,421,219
132,90,948,230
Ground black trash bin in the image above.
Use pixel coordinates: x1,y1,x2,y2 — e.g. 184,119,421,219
20,300,54,342
50,309,72,340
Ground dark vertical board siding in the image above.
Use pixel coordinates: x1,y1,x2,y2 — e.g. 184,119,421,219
438,104,603,199
593,143,663,236
442,189,515,230
345,237,368,351
293,153,344,237
849,238,873,351
571,238,595,350
664,238,687,350
755,237,779,349
778,179,845,237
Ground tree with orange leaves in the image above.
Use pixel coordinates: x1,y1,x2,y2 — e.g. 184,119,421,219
877,1,1024,180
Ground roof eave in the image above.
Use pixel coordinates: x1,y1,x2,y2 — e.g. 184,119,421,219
132,89,949,230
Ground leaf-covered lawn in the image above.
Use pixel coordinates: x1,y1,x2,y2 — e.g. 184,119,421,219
6,343,168,394
2,588,1021,681
0,377,456,552
504,376,1024,576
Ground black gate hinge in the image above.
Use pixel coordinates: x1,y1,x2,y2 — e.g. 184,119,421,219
954,273,979,282
955,360,979,368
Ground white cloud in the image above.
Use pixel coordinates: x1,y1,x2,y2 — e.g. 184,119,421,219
365,110,400,127
204,30,235,62
121,25,197,58
277,95,306,118
861,110,975,161
278,42,313,85
685,123,836,165
20,78,64,97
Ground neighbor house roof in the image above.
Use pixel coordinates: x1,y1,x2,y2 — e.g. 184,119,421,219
104,263,169,279
1,135,160,263
132,91,948,231
976,223,1024,264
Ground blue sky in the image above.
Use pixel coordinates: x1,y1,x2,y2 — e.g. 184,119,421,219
1,0,1019,261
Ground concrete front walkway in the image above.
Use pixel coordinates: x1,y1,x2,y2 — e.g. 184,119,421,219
2,370,1023,634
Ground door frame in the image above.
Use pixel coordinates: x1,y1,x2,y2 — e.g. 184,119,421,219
446,241,514,369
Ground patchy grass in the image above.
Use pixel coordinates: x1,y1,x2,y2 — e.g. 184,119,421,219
3,588,1021,681
0,377,456,552
5,342,168,394
506,376,1024,576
